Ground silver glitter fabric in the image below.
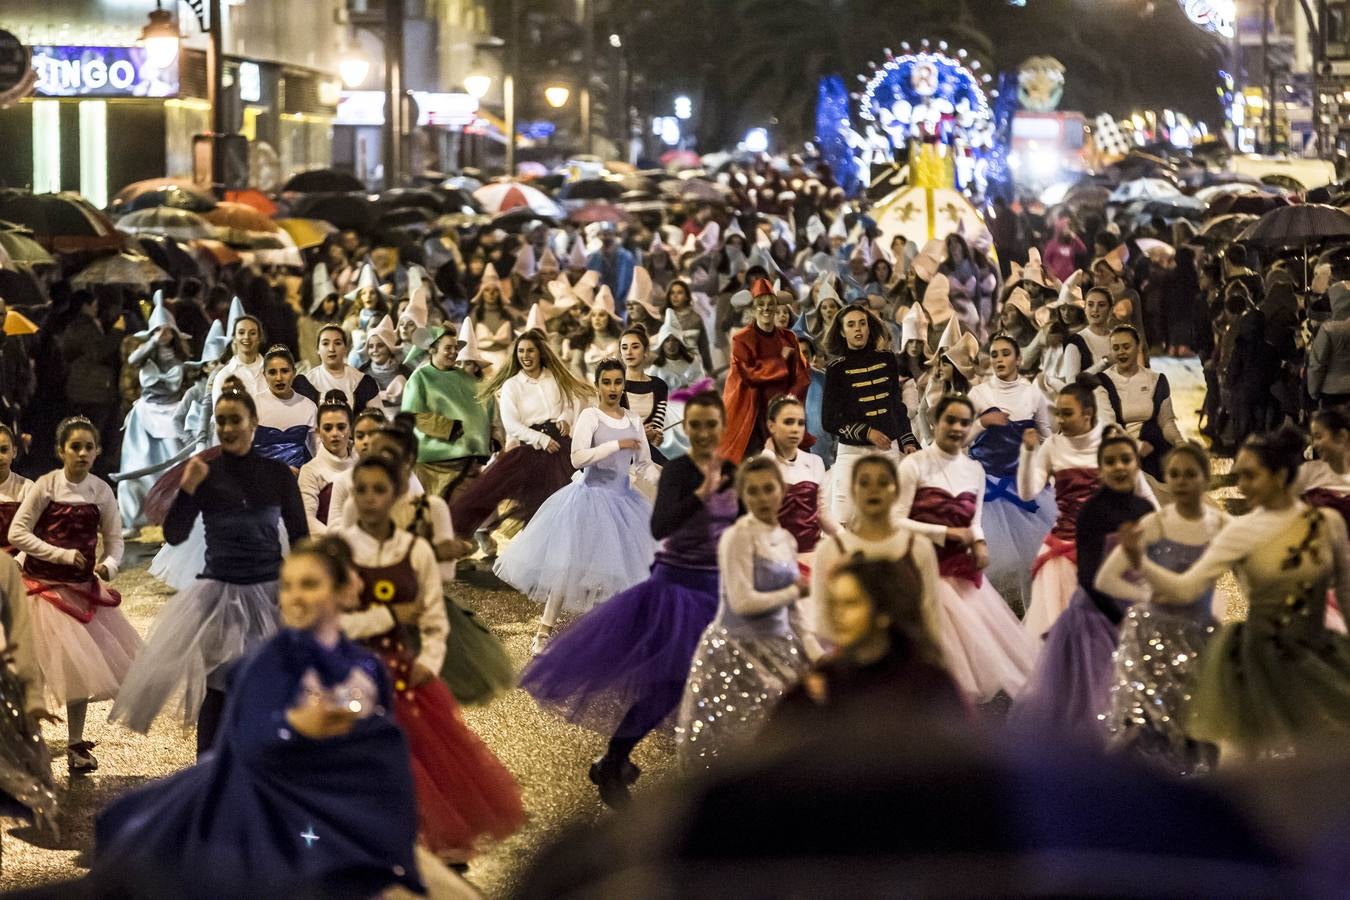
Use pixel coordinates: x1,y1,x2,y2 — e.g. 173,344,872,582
1103,539,1216,776
0,655,57,831
674,625,805,770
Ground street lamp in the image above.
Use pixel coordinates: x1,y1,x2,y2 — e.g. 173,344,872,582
464,72,492,100
544,84,571,108
339,51,370,89
140,4,180,70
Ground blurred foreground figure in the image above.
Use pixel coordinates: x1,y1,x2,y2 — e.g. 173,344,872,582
515,713,1296,900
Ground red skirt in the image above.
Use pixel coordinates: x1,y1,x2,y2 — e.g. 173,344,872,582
450,438,573,535
370,633,524,856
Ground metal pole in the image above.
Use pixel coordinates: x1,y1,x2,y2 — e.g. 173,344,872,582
1263,0,1275,151
505,0,520,174
208,0,224,194
581,0,593,154
383,0,405,189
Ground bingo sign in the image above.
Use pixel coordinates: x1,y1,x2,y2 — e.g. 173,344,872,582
0,31,36,108
31,45,180,98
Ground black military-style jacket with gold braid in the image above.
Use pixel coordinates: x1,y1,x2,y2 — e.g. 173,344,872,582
821,349,918,449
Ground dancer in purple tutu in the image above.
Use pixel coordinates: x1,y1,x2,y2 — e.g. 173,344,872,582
518,391,737,808
1009,427,1157,743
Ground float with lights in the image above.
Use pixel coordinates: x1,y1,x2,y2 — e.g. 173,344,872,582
817,41,996,247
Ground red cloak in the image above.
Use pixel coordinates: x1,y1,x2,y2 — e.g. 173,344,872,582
719,324,813,463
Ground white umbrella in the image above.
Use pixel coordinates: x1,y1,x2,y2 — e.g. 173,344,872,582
1109,178,1183,203
472,182,564,218
117,207,215,242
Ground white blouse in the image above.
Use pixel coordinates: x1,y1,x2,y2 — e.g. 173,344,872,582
10,470,123,579
717,515,802,617
569,407,660,484
967,375,1052,444
1296,460,1350,496
895,446,987,546
334,525,447,675
302,365,371,410
210,355,265,404
1095,367,1185,447
255,390,318,431
809,526,941,647
0,471,33,504
497,369,580,451
1094,504,1228,607
759,446,837,538
297,444,355,535
1017,423,1157,505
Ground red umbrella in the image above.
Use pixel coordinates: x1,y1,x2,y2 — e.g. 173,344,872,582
569,203,632,225
224,189,279,217
660,149,701,170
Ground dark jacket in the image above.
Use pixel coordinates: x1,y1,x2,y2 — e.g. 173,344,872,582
58,312,123,405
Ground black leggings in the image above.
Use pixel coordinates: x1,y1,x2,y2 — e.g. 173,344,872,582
606,690,683,761
197,687,227,758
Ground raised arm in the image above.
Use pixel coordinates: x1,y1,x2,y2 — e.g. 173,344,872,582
719,524,799,616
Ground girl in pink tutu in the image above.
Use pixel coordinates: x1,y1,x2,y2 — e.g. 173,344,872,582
9,416,142,773
1017,377,1155,640
336,455,523,860
0,424,33,554
895,394,1037,702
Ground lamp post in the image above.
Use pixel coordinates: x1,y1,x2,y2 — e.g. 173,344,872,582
383,0,405,188
158,0,226,193
544,84,572,109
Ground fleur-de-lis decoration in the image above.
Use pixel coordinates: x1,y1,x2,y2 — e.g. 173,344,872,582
940,201,962,223
897,200,919,222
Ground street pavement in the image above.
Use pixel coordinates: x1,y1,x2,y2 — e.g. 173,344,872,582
0,356,1244,897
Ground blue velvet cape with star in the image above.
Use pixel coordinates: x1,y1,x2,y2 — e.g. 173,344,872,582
92,628,422,900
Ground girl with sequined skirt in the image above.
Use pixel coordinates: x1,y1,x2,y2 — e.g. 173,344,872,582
676,456,810,770
1096,444,1226,775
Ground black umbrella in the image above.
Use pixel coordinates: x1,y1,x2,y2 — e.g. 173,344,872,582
282,169,367,193
559,178,624,202
136,235,205,281
1206,192,1291,219
1196,213,1258,245
0,268,45,307
435,187,483,215
376,207,435,230
376,188,445,215
490,207,557,233
0,192,112,238
120,186,217,214
289,193,376,233
1238,204,1350,247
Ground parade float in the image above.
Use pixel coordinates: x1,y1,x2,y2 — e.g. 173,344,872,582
817,41,996,248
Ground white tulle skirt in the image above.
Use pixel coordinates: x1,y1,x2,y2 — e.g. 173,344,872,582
148,519,206,591
28,597,141,707
934,575,1038,702
982,486,1055,608
494,479,656,615
1024,554,1078,642
110,579,280,733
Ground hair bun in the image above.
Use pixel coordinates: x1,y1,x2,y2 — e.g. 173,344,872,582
320,389,351,408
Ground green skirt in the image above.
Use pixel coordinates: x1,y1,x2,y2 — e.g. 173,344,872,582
440,595,516,706
1186,606,1350,752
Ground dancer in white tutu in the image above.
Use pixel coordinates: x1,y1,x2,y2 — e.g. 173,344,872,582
496,359,660,652
9,416,142,773
1018,377,1155,640
966,334,1055,610
895,394,1037,701
110,389,308,758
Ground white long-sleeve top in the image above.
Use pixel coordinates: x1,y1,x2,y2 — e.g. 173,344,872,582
334,481,456,582
1295,460,1350,496
10,470,122,579
1076,327,1113,371
210,355,265,405
498,369,581,451
896,446,986,545
568,406,660,484
0,471,33,504
334,525,447,674
1017,423,1157,505
810,526,942,649
759,445,839,538
254,390,318,457
297,444,355,535
967,375,1052,444
1035,342,1079,401
1095,366,1185,447
1132,503,1350,606
717,515,801,617
301,364,372,411
328,469,424,534
1094,504,1228,608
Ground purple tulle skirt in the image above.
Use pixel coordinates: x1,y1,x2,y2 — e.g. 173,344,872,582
519,562,719,737
1008,588,1121,745
450,439,573,535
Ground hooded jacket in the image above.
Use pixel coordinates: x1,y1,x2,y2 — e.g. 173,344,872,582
1308,282,1350,399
